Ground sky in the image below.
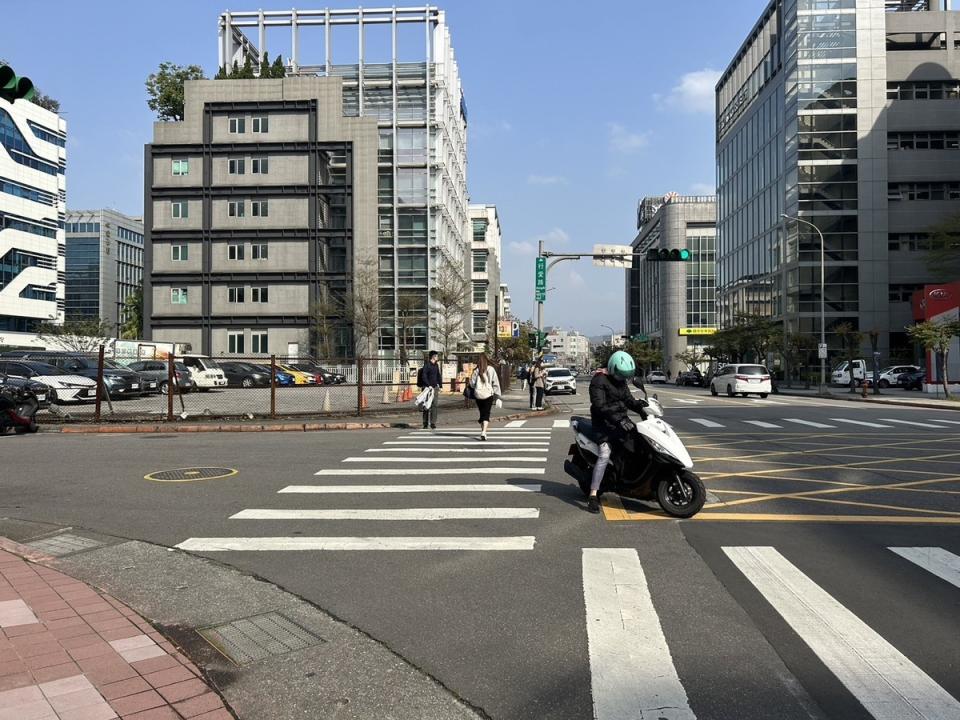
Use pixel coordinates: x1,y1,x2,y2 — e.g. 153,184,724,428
3,0,767,337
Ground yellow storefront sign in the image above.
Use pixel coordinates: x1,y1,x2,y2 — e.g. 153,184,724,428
678,327,717,336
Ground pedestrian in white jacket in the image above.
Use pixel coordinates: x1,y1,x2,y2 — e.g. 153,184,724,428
470,353,502,441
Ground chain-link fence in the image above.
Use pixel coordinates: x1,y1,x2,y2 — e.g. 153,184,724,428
0,348,485,423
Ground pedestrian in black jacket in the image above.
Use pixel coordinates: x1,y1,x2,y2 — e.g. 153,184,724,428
418,351,443,429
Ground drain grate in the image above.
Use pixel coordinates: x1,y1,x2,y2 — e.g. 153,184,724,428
26,533,105,557
145,467,236,483
198,612,323,665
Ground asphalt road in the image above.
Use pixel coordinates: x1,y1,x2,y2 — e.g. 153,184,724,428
3,386,959,719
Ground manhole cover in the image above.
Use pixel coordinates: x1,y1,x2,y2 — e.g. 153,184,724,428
198,612,323,665
26,533,105,557
144,467,237,483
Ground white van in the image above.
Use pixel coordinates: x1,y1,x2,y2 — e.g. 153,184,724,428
832,360,866,386
181,355,227,391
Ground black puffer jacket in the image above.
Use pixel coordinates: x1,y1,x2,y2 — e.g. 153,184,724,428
589,371,647,444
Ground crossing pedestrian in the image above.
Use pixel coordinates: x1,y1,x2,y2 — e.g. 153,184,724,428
528,363,537,408
417,350,442,429
531,360,546,410
470,353,502,441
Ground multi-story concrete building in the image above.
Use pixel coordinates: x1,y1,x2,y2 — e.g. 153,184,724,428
626,195,717,377
0,89,66,347
207,6,468,357
545,327,591,368
499,283,512,319
716,0,960,360
469,204,502,347
64,210,143,333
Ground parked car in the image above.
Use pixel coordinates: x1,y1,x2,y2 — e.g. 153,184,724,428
710,364,772,398
675,369,703,387
646,370,668,384
874,365,921,389
277,364,317,385
1,352,148,398
219,361,294,388
180,355,228,391
544,367,577,395
898,368,926,391
249,364,295,386
291,362,346,385
0,360,97,404
126,360,195,395
0,371,51,410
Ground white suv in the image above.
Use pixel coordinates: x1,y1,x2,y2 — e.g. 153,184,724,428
710,364,772,398
544,368,577,395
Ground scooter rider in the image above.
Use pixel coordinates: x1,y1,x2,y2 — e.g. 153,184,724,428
586,350,646,513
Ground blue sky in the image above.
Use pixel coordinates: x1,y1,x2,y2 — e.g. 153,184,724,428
3,0,766,336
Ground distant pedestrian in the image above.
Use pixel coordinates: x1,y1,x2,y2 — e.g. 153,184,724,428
470,353,502,441
531,360,546,410
417,350,442,429
528,364,537,408
520,365,529,391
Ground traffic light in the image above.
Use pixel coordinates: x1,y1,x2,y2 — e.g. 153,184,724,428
0,64,35,104
645,248,691,262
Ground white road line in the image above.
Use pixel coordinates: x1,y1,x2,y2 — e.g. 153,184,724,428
230,508,540,520
176,536,537,551
783,418,836,429
279,484,542,494
676,399,702,404
830,418,894,429
384,441,550,446
410,428,549,433
315,468,546,476
365,448,547,454
343,456,547,463
743,420,783,429
582,548,695,720
929,418,960,425
879,418,950,429
505,420,527,427
724,546,960,719
552,419,570,428
406,433,550,438
889,547,960,590
690,418,724,428
752,399,787,405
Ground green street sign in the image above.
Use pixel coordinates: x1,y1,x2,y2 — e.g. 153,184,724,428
535,257,546,291
535,288,546,302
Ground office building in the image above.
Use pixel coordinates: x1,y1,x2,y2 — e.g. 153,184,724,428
469,204,502,346
64,210,143,333
716,0,960,359
203,6,468,357
545,327,591,368
626,194,716,377
0,88,66,346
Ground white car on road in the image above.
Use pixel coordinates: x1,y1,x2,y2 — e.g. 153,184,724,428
646,370,668,384
710,364,772,398
0,359,98,403
544,368,577,395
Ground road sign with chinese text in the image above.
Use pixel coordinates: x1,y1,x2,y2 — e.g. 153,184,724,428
535,257,546,291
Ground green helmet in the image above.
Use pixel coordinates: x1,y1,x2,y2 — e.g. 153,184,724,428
607,351,636,381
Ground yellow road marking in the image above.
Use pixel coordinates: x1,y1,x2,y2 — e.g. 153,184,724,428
781,494,960,517
699,451,960,481
605,511,960,524
600,494,632,521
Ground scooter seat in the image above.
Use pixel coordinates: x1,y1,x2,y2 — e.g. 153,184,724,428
571,416,601,442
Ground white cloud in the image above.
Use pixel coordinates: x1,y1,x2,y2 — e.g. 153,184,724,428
607,123,650,153
567,269,586,288
690,182,715,195
655,68,722,114
535,228,570,247
509,227,570,256
508,240,536,256
527,174,568,186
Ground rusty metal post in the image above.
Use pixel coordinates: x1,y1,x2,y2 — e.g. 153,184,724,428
357,355,364,416
94,345,105,422
167,354,175,422
270,355,277,419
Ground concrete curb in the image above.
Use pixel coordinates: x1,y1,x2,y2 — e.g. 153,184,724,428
40,404,560,434
775,389,960,411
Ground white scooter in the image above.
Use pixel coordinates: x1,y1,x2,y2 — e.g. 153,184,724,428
565,378,706,518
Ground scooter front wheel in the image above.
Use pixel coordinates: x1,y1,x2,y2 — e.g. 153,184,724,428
657,469,706,518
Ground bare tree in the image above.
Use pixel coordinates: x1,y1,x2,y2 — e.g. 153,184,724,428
430,264,470,358
396,292,425,369
346,259,381,359
308,287,346,361
38,318,114,353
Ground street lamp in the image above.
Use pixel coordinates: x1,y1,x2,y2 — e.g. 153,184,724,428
781,213,826,394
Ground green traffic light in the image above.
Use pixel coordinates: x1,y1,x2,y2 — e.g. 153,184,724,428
679,249,691,261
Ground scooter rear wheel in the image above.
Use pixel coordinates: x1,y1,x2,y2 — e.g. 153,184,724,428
657,469,706,518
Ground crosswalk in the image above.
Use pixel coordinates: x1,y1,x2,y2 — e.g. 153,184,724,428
583,545,960,720
176,427,555,553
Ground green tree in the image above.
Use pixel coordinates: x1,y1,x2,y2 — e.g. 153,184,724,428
593,342,616,370
145,62,206,121
270,55,285,78
214,65,228,80
906,319,960,398
38,318,114,353
675,347,707,371
260,52,271,79
925,213,960,282
120,286,143,339
834,322,863,392
239,55,255,79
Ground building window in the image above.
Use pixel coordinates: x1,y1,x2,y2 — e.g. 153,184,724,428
889,283,924,303
472,312,488,335
252,116,268,133
251,287,269,303
228,331,245,354
252,157,269,174
473,282,487,303
170,288,188,304
172,159,189,176
229,117,245,134
228,200,245,217
252,332,268,353
228,287,245,303
228,157,246,174
252,243,268,259
171,244,188,261
228,243,245,260
252,200,268,217
472,251,487,273
171,201,188,219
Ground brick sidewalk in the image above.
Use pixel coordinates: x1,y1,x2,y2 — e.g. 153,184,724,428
0,549,231,719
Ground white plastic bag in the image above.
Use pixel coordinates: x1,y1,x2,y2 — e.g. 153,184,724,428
415,387,434,410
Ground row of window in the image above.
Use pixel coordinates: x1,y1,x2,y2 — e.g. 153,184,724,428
888,131,960,151
0,108,61,176
889,284,925,303
170,243,271,262
1,212,58,239
888,182,960,201
887,81,960,101
229,116,269,134
65,222,100,234
227,287,269,303
170,200,270,218
227,157,269,175
116,226,143,244
27,121,66,148
227,332,269,354
0,177,56,206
